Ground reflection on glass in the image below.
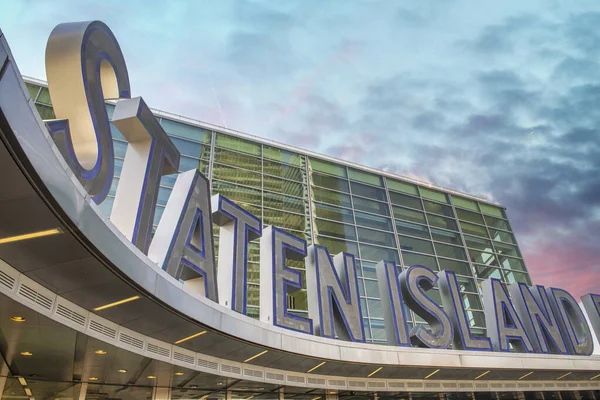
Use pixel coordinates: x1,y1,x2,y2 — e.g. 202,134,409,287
350,181,387,201
396,220,430,239
393,206,426,224
357,227,396,247
316,235,358,257
456,208,485,225
348,168,383,187
214,148,261,170
427,214,458,231
469,248,498,266
402,251,438,271
484,215,511,231
431,228,461,245
420,187,448,203
313,187,352,208
213,163,261,188
310,158,347,177
314,202,354,224
452,196,479,211
387,179,419,195
360,243,400,263
215,134,261,155
312,173,349,192
355,211,394,231
438,258,471,276
389,191,422,209
315,219,357,240
434,242,467,260
423,200,453,217
474,265,503,280
399,235,434,255
161,119,211,143
489,228,516,244
352,197,390,216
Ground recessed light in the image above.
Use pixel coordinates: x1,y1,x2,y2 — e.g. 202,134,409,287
20,352,33,356
0,228,62,244
10,316,25,322
174,331,207,344
216,382,223,386
89,377,98,381
557,372,572,380
307,361,326,373
425,369,440,379
24,388,32,396
243,349,268,363
118,369,127,373
190,385,198,389
94,350,107,355
93,296,140,311
17,377,27,386
367,367,382,377
518,371,534,380
147,375,156,379
175,372,184,376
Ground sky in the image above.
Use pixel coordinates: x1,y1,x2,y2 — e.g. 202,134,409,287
1,0,599,298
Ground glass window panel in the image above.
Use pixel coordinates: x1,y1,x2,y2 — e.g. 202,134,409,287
110,123,126,141
179,155,204,173
393,206,426,224
153,205,165,226
354,211,394,231
357,227,396,248
263,160,303,181
35,104,55,119
350,182,387,201
434,242,467,260
396,220,430,239
455,275,477,293
263,208,306,232
25,82,40,100
498,255,526,271
389,191,422,209
360,261,377,279
460,221,488,237
213,163,261,188
247,262,260,283
484,215,511,231
422,201,452,217
214,148,261,171
263,176,304,197
402,252,438,271
480,203,505,218
352,197,390,216
365,281,381,298
262,145,302,166
452,196,479,211
314,202,354,224
438,259,471,276
215,134,260,155
467,310,486,328
109,177,119,197
360,244,400,263
263,192,305,214
309,158,347,177
212,180,262,206
469,249,498,266
398,235,434,255
427,214,458,231
36,87,52,105
114,158,124,176
371,321,387,340
456,208,485,225
98,196,114,217
312,173,349,192
157,186,172,206
386,179,418,195
113,140,128,158
247,284,260,306
170,136,206,158
313,187,352,208
315,219,356,240
161,119,211,143
431,228,461,245
419,187,449,203
494,242,522,258
504,270,531,284
489,228,516,244
464,234,493,251
428,289,442,305
367,296,383,318
289,290,308,311
316,236,358,257
348,169,383,186
474,265,504,280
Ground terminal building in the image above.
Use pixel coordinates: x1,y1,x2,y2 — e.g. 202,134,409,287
0,21,598,400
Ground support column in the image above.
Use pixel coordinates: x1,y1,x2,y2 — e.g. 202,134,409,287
278,388,285,400
152,387,171,400
78,382,88,400
325,392,338,400
0,358,9,397
225,391,232,400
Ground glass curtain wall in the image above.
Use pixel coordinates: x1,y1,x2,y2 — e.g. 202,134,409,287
26,81,531,344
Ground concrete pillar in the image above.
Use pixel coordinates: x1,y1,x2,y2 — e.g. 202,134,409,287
278,388,285,400
225,390,233,400
325,392,338,400
152,387,171,400
78,382,88,400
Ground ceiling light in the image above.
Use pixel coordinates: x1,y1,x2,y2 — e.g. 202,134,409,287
244,350,268,363
20,352,33,356
17,377,27,386
591,373,600,380
190,385,198,389
425,369,440,379
367,367,382,377
246,396,254,400
147,375,156,379
93,296,140,311
518,371,534,380
174,331,207,344
88,377,98,381
0,228,62,245
10,316,25,322
475,370,491,380
175,372,184,376
24,388,32,396
118,369,127,373
216,382,223,386
329,392,336,395
311,397,321,400
94,350,107,355
307,361,326,373
557,372,572,380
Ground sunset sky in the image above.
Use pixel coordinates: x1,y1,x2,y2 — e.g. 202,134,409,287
1,0,599,298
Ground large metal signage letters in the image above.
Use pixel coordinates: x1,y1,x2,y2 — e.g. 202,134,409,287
21,19,600,356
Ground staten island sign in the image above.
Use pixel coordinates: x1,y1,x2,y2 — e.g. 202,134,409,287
9,21,600,358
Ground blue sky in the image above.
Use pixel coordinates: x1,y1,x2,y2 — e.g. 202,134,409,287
1,0,600,297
